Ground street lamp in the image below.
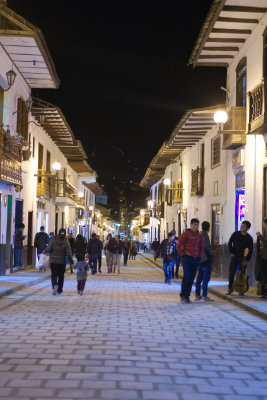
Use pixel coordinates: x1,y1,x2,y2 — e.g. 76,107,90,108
78,191,84,198
140,210,145,216
163,178,171,186
89,205,94,211
147,200,153,208
52,161,61,171
214,110,228,124
3,69,17,91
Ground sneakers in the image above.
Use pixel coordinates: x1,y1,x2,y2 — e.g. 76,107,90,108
167,280,171,285
202,296,214,302
52,284,58,296
195,295,201,301
185,298,191,303
164,278,168,283
226,289,233,295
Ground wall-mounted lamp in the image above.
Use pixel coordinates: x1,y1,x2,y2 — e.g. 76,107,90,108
214,110,228,124
147,200,153,208
163,178,171,186
89,205,94,211
3,69,17,91
78,191,84,198
52,161,61,171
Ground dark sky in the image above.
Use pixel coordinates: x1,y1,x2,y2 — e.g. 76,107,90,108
9,0,226,211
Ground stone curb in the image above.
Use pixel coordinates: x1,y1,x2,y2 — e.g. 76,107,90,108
0,273,50,299
140,253,267,321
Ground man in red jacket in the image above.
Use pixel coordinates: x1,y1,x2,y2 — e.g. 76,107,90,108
177,218,204,303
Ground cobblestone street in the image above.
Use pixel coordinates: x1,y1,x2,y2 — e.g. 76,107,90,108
0,256,267,400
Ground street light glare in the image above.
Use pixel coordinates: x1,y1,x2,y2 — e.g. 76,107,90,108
163,178,171,186
214,110,228,124
52,161,61,171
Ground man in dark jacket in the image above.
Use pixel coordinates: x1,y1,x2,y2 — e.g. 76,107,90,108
195,221,214,301
151,238,160,260
87,233,103,275
158,233,176,284
34,226,49,259
227,220,253,295
44,228,74,295
13,223,26,269
177,218,204,303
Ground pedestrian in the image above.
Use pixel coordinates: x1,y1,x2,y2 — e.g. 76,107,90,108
104,233,114,273
44,228,74,295
122,237,130,266
177,218,204,303
171,230,180,279
67,233,75,274
226,220,253,296
129,240,137,260
34,226,49,264
195,221,214,301
158,232,176,284
136,240,140,253
151,238,160,260
74,234,87,261
75,244,88,296
87,233,103,275
143,240,147,253
112,235,123,273
13,223,26,269
256,220,267,298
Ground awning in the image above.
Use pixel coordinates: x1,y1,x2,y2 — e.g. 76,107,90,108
189,0,267,67
0,3,60,88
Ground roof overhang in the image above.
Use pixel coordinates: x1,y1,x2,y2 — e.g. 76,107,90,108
140,105,223,188
188,0,267,67
31,97,90,162
0,4,60,88
83,182,103,196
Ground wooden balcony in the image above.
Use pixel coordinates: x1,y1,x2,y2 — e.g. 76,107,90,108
56,179,77,202
172,180,183,203
36,168,56,199
248,80,267,134
191,167,204,196
157,202,165,218
221,106,246,150
0,126,22,185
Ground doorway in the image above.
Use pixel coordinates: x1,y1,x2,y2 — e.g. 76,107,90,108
15,199,23,229
27,211,33,265
211,204,220,255
6,194,12,269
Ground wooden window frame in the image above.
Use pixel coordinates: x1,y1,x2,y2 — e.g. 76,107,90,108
211,135,221,169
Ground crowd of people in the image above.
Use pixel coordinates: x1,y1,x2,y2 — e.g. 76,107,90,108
151,217,267,303
33,228,139,296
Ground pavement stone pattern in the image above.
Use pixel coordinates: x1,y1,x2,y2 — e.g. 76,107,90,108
0,256,267,400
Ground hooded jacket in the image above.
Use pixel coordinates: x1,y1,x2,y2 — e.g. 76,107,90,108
44,235,73,264
177,229,204,259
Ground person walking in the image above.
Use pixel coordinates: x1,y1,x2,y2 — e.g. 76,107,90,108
151,238,160,260
256,219,267,298
104,233,114,273
96,235,103,273
226,220,253,296
74,234,87,261
87,233,103,275
44,228,74,295
67,233,75,274
177,218,204,303
112,235,123,273
136,240,140,253
158,232,176,285
122,237,130,266
129,240,137,260
13,223,26,269
34,226,49,261
195,221,214,301
171,230,180,279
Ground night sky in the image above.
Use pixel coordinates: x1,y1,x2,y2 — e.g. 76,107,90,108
9,0,226,212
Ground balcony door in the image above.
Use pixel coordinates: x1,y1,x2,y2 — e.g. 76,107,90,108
236,58,247,107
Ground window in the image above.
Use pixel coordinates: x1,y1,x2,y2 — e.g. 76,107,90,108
46,151,51,172
236,58,247,107
264,27,267,77
211,135,221,169
16,97,28,140
38,143,44,170
32,137,35,158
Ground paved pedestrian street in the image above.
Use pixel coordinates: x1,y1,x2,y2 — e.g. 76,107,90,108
0,256,267,400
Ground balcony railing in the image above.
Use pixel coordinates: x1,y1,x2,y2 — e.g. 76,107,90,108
221,106,246,149
248,80,267,133
191,167,204,196
56,179,77,201
36,168,56,199
0,126,22,185
172,180,183,202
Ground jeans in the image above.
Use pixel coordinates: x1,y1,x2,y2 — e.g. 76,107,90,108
98,254,102,271
229,256,243,290
195,262,212,297
51,263,66,293
181,256,200,299
163,258,174,281
106,250,113,271
89,255,98,274
77,280,86,292
123,252,129,265
14,247,24,267
113,253,122,273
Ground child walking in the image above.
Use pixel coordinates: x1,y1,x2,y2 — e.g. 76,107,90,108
76,257,88,295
